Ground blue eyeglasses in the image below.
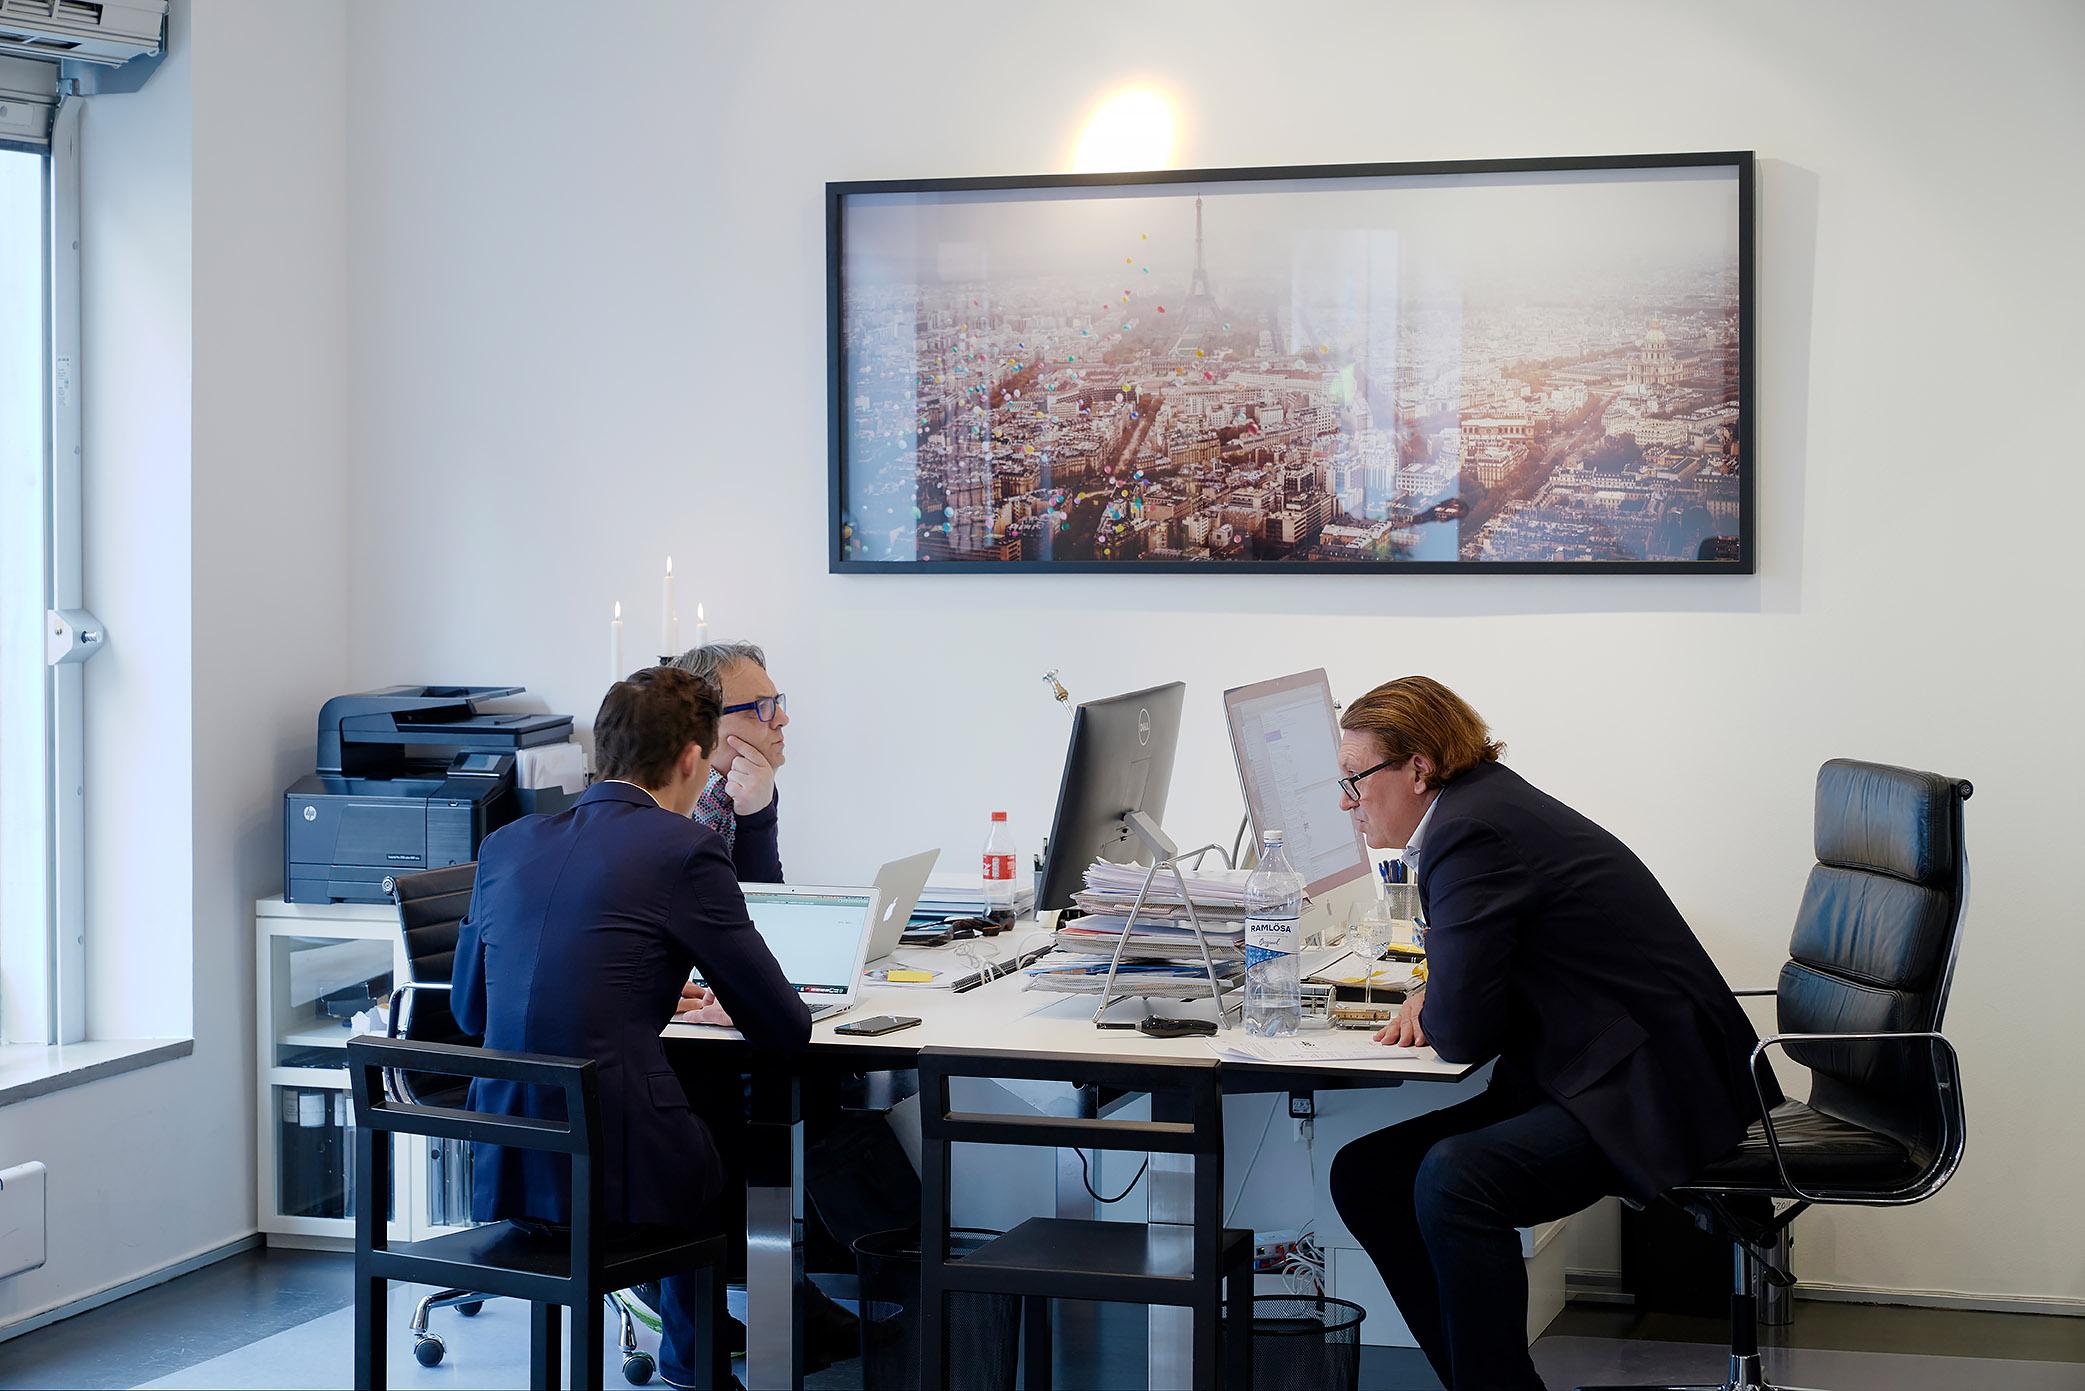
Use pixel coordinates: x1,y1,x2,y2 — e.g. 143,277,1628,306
721,692,787,724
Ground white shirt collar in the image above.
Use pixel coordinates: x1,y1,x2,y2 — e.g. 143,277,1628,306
599,778,662,808
1403,790,1443,861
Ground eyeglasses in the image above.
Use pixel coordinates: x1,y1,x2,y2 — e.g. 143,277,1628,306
1337,756,1403,802
721,692,787,725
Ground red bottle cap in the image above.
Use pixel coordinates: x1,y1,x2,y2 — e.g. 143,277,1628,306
990,811,1008,821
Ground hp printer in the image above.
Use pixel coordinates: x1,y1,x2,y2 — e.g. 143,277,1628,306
283,685,573,903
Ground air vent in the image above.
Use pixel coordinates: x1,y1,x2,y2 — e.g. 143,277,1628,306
0,0,161,67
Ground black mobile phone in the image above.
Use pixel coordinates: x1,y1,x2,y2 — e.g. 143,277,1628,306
833,1014,922,1037
1138,1016,1218,1039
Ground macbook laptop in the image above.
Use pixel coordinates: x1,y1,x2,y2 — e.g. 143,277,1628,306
696,887,881,1024
863,849,941,964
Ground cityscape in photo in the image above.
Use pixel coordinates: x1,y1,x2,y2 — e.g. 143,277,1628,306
837,166,1744,567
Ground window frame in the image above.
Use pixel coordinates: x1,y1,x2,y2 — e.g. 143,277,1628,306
0,86,90,1047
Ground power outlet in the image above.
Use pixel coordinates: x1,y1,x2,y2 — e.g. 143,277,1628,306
1287,1090,1315,1120
0,1161,47,1279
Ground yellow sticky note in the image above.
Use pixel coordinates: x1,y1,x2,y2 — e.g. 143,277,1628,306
886,970,935,983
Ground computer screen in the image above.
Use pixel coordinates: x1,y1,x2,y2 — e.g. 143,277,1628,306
740,892,872,995
1035,682,1187,913
1224,669,1371,900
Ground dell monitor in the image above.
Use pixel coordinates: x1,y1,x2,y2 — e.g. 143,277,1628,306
1035,681,1187,913
1224,669,1375,933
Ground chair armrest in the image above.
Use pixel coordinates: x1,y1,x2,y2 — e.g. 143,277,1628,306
382,981,454,1103
1746,1030,1962,1205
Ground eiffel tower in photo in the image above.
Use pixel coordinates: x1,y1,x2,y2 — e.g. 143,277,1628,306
1182,195,1218,323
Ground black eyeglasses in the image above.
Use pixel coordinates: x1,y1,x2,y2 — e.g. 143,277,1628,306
721,692,787,725
1337,757,1403,802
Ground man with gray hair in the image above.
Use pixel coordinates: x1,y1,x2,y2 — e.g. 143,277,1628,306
670,640,789,882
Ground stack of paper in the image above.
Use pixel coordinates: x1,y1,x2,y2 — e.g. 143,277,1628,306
1023,860,1248,1001
1077,862,1254,910
1024,959,1241,998
917,871,1036,919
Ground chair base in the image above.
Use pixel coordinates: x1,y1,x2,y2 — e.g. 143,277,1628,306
1577,1351,1824,1391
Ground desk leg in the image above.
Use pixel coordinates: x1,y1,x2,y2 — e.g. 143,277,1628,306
746,1065,804,1391
1147,1090,1195,1391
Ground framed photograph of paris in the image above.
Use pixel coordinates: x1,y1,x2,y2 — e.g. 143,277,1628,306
828,152,1753,574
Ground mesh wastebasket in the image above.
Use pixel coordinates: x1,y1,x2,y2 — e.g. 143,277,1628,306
1242,1295,1366,1391
853,1227,1021,1391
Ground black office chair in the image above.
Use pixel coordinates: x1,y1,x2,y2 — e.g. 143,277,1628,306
348,1035,732,1391
918,1047,1253,1391
1581,760,1972,1391
387,864,658,1382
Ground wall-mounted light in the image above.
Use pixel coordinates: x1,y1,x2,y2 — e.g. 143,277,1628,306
1071,86,1177,173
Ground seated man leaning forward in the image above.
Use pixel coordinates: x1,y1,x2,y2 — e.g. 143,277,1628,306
670,641,789,882
452,665,811,1389
1329,676,1772,1391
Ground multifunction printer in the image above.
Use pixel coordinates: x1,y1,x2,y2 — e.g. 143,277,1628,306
283,685,573,903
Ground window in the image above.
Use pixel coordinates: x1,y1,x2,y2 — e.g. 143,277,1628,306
1,142,49,1044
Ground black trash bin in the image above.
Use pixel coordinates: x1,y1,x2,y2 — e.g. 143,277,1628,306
852,1227,1021,1391
1240,1295,1366,1391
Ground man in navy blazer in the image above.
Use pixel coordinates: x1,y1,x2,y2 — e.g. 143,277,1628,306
453,665,810,1386
1327,677,1768,1391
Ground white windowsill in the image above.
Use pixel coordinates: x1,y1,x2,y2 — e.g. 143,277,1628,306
0,1037,194,1107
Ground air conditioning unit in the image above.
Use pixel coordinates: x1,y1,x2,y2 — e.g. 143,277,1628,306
0,0,165,68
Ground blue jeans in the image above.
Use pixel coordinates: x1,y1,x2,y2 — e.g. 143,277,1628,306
1329,1076,1622,1391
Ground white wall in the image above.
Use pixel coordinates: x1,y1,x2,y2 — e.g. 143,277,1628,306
338,0,2085,1307
0,0,351,1330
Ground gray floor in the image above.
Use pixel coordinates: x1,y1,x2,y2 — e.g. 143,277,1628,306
1,1246,2080,1390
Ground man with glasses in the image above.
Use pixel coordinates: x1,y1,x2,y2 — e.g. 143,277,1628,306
1327,676,1767,1391
671,641,789,882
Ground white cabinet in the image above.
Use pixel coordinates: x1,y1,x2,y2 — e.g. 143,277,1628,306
255,896,477,1248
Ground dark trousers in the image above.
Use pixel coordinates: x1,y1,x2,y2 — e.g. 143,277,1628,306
1329,1077,1621,1391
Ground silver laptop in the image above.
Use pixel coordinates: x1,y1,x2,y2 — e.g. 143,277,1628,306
861,849,943,964
710,887,881,1023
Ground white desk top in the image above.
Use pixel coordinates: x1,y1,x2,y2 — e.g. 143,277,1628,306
664,940,1473,1085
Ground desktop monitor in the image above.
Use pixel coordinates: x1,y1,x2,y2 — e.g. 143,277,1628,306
1035,681,1187,913
1224,669,1374,926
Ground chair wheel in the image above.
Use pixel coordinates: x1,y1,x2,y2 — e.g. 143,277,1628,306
413,1334,446,1367
622,1350,655,1384
458,1300,484,1316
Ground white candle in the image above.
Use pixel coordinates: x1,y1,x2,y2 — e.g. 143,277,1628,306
694,601,709,650
610,600,624,686
662,557,678,658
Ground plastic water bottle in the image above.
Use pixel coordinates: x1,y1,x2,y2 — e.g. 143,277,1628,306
1244,830,1306,1036
982,811,1019,930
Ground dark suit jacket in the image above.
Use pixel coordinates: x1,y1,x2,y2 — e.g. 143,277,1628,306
452,780,811,1229
1415,762,1771,1199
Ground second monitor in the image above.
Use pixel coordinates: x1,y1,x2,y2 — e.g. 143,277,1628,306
1034,681,1187,913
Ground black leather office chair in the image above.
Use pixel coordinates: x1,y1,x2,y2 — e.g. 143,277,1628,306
1581,760,1972,1391
348,1036,731,1391
387,865,658,1384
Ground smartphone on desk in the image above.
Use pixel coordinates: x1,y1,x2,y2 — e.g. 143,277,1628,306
833,1015,922,1037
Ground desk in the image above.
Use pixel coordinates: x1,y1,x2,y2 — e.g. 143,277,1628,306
663,950,1476,1390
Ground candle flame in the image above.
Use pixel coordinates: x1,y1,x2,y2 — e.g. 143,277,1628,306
696,602,705,621
613,601,622,618
666,556,674,575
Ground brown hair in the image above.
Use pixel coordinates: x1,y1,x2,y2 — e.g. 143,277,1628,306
593,666,722,788
1339,676,1504,790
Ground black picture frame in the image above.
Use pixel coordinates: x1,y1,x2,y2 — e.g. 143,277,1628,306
828,151,1754,575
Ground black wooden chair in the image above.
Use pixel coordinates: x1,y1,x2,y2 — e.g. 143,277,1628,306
347,1035,731,1391
918,1047,1253,1390
1581,760,1973,1391
386,864,660,1380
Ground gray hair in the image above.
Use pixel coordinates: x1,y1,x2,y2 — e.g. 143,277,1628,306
669,640,767,691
